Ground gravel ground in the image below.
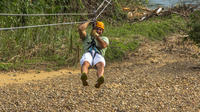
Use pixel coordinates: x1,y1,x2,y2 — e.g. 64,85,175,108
0,34,200,112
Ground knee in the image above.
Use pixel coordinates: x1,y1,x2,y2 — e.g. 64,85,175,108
96,62,104,68
83,61,90,67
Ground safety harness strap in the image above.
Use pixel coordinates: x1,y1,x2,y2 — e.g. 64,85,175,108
87,37,102,59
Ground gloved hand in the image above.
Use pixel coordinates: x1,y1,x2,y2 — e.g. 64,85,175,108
91,30,99,38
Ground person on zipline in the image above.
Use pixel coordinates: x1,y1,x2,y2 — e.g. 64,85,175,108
78,20,109,88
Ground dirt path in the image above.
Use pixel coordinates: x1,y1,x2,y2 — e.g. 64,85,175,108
0,34,199,112
0,68,80,86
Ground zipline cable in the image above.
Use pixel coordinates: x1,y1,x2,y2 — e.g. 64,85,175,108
0,0,112,31
104,0,112,4
0,13,94,16
94,0,105,13
0,0,111,16
94,0,112,20
0,21,88,31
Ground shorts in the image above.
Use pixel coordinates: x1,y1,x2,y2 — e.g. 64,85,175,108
80,50,106,67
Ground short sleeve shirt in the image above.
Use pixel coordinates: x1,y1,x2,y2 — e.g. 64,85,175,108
82,34,109,56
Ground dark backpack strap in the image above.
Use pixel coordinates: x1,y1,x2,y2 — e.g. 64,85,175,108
87,37,102,55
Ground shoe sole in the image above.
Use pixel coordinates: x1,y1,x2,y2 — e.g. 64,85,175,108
81,74,88,86
95,76,104,88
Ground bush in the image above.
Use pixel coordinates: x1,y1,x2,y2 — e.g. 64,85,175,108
105,39,139,62
188,10,200,46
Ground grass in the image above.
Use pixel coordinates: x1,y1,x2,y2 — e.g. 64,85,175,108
0,63,14,71
105,14,187,40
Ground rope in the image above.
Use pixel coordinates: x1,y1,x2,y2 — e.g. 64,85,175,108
0,13,94,16
0,21,88,31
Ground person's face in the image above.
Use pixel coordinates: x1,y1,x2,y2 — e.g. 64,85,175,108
94,27,104,35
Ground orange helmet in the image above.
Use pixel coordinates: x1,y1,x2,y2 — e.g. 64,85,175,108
96,21,104,30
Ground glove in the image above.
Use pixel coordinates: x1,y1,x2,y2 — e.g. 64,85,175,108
91,30,99,37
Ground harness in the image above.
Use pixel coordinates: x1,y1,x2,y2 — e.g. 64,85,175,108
87,37,102,60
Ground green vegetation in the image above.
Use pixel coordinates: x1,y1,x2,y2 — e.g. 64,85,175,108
188,10,200,46
0,0,188,71
105,14,187,40
0,63,14,71
104,14,187,62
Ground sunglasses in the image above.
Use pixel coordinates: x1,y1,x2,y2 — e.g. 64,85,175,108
95,27,103,31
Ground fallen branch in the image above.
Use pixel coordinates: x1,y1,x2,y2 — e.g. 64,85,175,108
127,4,199,22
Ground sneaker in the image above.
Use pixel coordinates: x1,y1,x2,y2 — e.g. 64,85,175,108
95,76,104,88
81,73,89,86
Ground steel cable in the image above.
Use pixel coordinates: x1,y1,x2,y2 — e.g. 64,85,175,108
94,0,105,13
94,0,112,20
0,0,112,31
0,21,88,31
0,13,94,16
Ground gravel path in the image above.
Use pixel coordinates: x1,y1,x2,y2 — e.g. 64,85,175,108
0,34,200,112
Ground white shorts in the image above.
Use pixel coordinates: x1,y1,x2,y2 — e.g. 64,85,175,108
80,50,106,67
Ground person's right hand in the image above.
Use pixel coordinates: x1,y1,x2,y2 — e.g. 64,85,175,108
91,30,99,38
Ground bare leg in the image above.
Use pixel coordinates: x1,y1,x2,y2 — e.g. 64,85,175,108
95,62,104,78
95,62,105,88
81,61,90,86
81,61,90,74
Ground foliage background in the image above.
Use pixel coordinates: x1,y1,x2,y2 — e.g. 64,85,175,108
0,0,188,71
188,10,200,46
